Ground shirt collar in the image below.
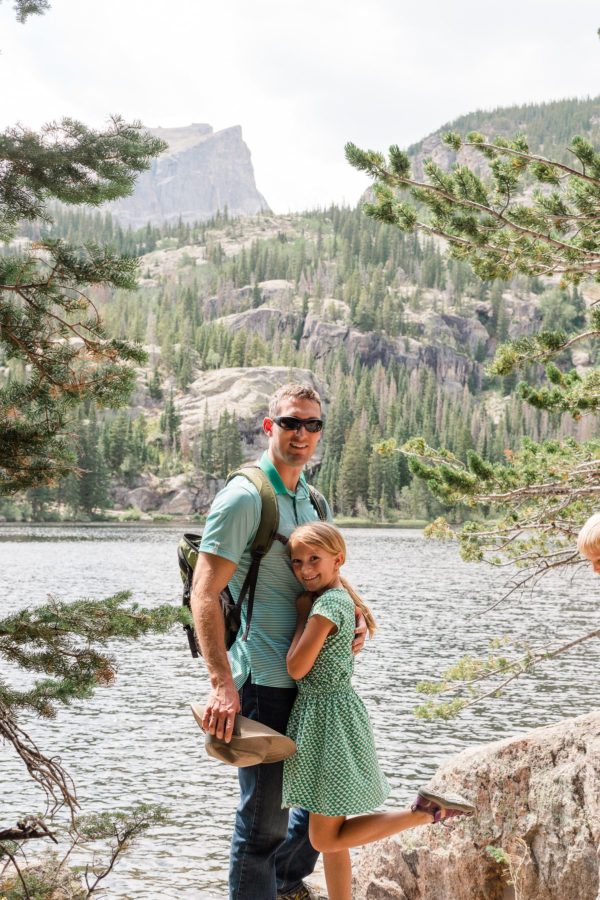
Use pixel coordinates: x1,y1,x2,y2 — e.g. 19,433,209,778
259,451,308,497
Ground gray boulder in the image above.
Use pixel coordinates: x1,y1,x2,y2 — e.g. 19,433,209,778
177,366,325,429
354,710,600,900
110,472,221,516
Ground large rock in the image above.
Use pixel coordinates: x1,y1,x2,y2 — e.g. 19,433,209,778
178,366,324,426
177,366,327,461
110,472,221,515
354,711,600,900
108,124,269,226
216,306,298,339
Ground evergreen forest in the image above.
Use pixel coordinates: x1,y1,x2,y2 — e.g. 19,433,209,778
2,98,597,524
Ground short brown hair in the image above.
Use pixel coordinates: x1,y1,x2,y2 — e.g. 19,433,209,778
577,514,600,556
269,383,321,418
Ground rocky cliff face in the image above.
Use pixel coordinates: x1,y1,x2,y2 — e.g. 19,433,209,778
354,710,600,900
109,123,269,226
212,302,486,393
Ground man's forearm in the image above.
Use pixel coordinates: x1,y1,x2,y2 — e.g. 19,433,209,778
192,588,235,688
190,553,241,740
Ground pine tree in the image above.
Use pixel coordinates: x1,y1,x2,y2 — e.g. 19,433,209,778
0,6,185,891
336,416,370,515
74,407,109,514
0,115,165,492
348,116,600,714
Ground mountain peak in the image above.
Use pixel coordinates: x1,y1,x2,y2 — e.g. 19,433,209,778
109,123,269,227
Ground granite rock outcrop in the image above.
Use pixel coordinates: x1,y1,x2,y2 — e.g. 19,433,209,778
110,472,221,516
354,710,600,900
212,307,485,392
176,365,327,459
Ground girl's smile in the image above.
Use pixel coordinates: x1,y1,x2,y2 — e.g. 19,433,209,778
290,542,343,594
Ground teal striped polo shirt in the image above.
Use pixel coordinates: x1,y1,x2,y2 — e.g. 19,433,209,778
199,451,332,689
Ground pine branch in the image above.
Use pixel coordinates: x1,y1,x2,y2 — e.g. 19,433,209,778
0,699,78,819
416,625,600,719
460,138,600,186
347,145,600,258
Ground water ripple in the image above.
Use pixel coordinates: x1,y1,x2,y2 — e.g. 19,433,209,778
1,525,598,898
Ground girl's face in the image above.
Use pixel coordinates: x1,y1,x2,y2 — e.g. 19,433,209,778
290,541,343,593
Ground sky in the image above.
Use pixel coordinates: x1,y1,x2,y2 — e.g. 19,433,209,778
0,0,599,213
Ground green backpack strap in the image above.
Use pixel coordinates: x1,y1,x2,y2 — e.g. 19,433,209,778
227,465,279,554
307,484,328,521
225,466,279,641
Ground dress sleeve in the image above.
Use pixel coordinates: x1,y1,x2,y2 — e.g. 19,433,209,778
309,589,345,631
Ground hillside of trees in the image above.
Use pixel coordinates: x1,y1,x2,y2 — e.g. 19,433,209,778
408,95,600,166
1,98,597,523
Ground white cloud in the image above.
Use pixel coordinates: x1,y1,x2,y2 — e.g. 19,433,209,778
0,0,598,211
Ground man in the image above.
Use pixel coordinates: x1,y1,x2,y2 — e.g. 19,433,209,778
191,383,367,900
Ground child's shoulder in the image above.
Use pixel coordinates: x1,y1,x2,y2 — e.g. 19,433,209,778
313,587,354,610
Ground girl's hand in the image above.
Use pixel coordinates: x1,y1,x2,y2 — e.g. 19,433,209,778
296,591,314,618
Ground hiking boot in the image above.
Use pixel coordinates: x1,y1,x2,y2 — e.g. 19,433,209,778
412,787,475,824
277,883,327,900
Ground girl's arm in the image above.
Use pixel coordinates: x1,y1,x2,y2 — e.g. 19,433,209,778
287,592,336,680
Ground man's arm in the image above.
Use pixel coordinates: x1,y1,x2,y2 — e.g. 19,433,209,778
191,551,240,743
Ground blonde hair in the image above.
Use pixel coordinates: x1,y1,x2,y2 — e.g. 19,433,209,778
577,513,600,556
289,522,376,638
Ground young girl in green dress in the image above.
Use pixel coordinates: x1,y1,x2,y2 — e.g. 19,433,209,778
282,522,475,900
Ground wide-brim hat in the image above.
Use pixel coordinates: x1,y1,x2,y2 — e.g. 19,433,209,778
191,703,297,767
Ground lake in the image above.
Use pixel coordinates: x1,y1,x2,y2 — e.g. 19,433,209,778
1,524,598,898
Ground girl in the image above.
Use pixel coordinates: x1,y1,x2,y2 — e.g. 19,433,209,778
282,522,474,900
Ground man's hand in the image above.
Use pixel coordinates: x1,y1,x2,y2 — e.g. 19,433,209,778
352,608,368,655
202,681,241,743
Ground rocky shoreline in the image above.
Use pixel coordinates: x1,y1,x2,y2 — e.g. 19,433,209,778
354,710,600,900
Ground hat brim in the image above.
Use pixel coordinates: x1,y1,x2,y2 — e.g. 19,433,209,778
191,703,296,767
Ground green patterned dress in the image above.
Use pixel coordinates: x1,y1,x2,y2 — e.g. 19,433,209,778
282,587,390,816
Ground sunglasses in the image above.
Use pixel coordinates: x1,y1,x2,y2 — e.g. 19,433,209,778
272,416,324,434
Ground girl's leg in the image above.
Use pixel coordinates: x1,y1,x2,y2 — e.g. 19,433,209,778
322,848,351,900
309,808,432,854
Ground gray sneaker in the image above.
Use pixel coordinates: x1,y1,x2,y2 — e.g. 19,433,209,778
277,883,327,900
412,787,475,824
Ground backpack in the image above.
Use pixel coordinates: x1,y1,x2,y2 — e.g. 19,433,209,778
177,464,328,658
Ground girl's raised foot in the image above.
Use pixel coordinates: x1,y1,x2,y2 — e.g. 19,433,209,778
411,788,475,825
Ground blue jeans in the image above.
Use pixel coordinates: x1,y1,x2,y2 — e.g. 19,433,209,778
229,679,319,900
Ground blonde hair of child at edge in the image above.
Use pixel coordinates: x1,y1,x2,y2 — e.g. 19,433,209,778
577,513,600,557
289,522,377,638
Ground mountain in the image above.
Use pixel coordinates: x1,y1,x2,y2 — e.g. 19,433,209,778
406,95,600,179
108,123,269,227
7,98,597,522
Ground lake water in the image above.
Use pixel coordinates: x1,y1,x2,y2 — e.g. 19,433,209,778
1,524,598,899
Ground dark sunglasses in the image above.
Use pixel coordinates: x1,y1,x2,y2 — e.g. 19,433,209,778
272,416,324,434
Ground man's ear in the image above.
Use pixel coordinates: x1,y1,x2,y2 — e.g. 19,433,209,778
263,416,273,436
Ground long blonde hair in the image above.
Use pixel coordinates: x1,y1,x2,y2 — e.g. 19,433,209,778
289,522,376,638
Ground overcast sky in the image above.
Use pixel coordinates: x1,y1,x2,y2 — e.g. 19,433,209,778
1,0,598,212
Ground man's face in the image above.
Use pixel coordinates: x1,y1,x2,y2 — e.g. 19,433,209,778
582,547,600,575
263,397,322,469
